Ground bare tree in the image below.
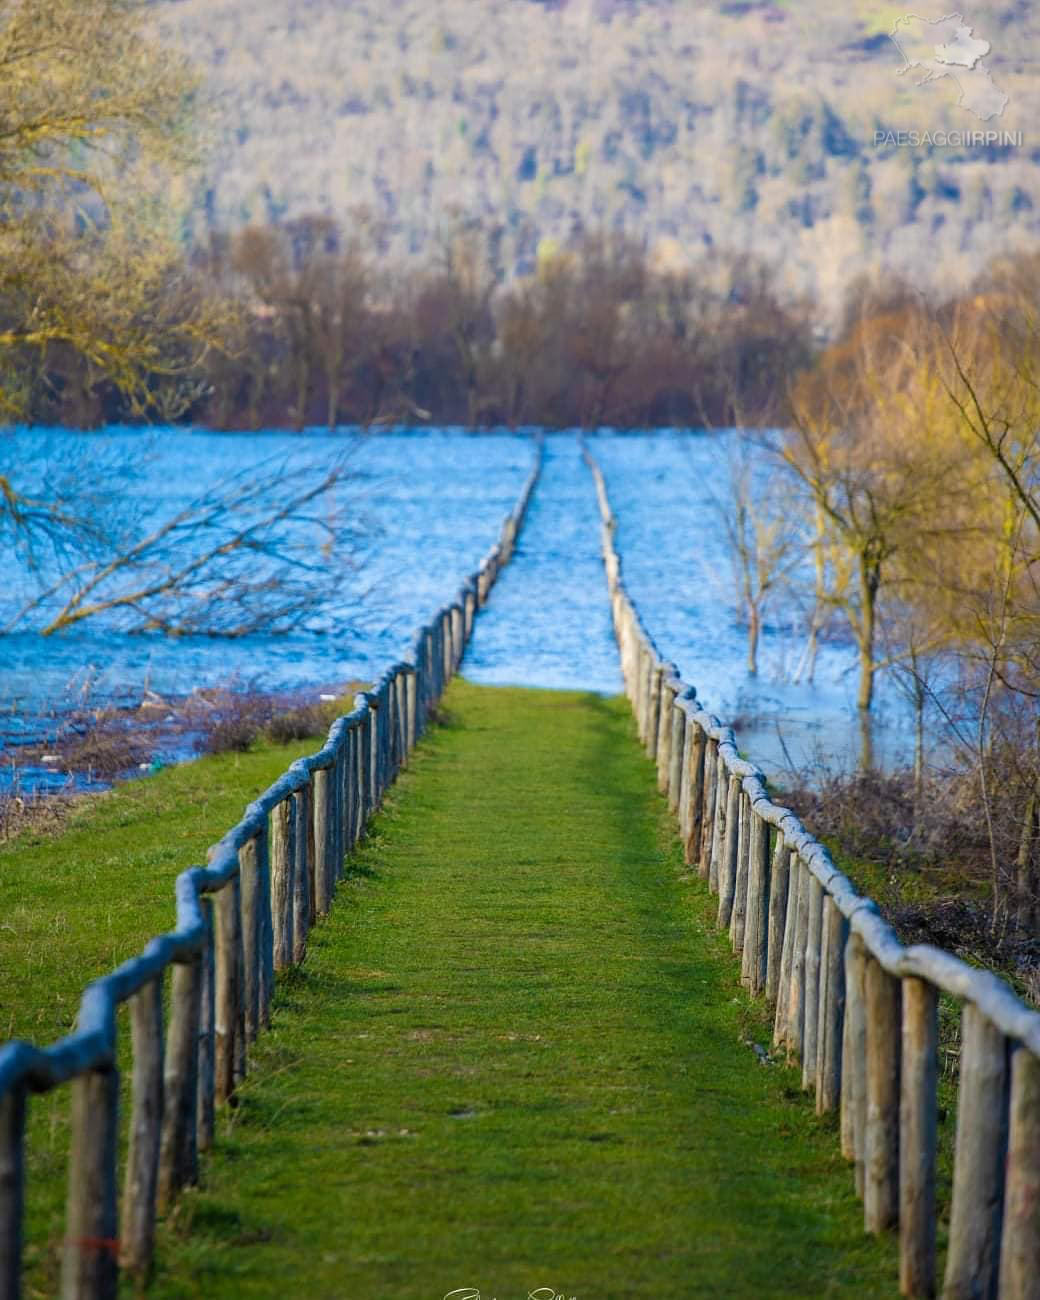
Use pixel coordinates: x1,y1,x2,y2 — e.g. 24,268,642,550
3,450,358,638
713,433,803,676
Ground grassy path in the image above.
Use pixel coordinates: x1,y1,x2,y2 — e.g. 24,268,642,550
151,682,898,1299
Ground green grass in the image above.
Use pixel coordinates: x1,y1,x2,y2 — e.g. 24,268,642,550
130,681,898,1299
0,736,331,1295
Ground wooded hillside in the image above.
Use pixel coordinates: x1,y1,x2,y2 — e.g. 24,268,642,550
157,0,1040,313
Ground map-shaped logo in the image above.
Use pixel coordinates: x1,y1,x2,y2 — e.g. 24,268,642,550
890,12,1008,120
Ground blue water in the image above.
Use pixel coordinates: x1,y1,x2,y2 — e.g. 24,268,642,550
589,430,914,775
0,426,916,790
465,437,621,694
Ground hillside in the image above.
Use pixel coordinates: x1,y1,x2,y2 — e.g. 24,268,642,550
158,0,1040,311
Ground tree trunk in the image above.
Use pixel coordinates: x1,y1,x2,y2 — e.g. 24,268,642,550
1015,780,1039,935
856,551,879,713
913,675,925,806
747,603,760,676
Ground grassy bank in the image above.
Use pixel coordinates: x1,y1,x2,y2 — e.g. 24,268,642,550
0,735,330,1294
132,681,897,1299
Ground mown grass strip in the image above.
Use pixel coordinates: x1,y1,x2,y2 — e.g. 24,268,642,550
148,681,899,1299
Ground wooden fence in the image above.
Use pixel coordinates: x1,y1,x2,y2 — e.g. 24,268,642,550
0,442,542,1300
582,442,1040,1300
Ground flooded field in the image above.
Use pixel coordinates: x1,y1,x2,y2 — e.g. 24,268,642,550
0,426,913,790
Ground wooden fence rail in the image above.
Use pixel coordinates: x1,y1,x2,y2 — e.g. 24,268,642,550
0,440,543,1300
582,441,1040,1300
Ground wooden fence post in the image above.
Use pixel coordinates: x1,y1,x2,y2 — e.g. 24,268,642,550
742,811,771,996
765,838,790,1004
842,932,868,1197
998,1046,1040,1300
121,976,163,1285
0,1085,25,1300
802,876,824,1090
368,697,381,809
636,645,650,742
717,775,741,929
816,897,847,1114
864,957,901,1234
667,699,685,811
62,1065,119,1300
729,792,751,955
683,723,706,871
406,668,418,753
899,976,938,1300
786,857,810,1064
159,953,202,1209
774,852,800,1047
196,898,216,1153
646,663,662,760
943,1004,1008,1300
656,679,675,791
312,767,333,919
702,739,720,884
270,798,295,971
292,785,311,964
214,880,241,1107
256,823,274,1031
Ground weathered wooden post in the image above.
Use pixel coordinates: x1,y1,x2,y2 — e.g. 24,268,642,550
899,976,938,1299
765,836,790,1003
332,742,345,877
121,976,164,1285
667,696,685,811
213,879,242,1106
257,825,274,1031
270,798,295,971
0,1085,26,1300
158,950,203,1208
786,857,810,1064
717,774,741,929
292,784,311,964
683,721,707,870
816,897,847,1114
702,738,720,883
730,791,751,956
864,956,901,1234
802,876,824,1090
774,851,800,1046
656,677,675,791
367,693,381,810
998,1045,1040,1300
312,766,333,919
63,1063,120,1299
196,897,216,1153
452,605,464,672
646,663,663,761
634,640,646,733
842,932,868,1197
742,810,771,996
355,706,370,841
406,667,418,754
441,610,453,685
943,1004,1008,1299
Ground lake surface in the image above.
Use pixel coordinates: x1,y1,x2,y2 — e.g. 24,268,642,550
0,426,914,790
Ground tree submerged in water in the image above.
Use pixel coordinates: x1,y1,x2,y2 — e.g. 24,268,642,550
2,446,358,638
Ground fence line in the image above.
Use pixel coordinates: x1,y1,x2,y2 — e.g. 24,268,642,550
582,441,1040,1300
0,439,543,1300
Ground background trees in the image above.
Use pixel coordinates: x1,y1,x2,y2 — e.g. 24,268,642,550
0,0,218,421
